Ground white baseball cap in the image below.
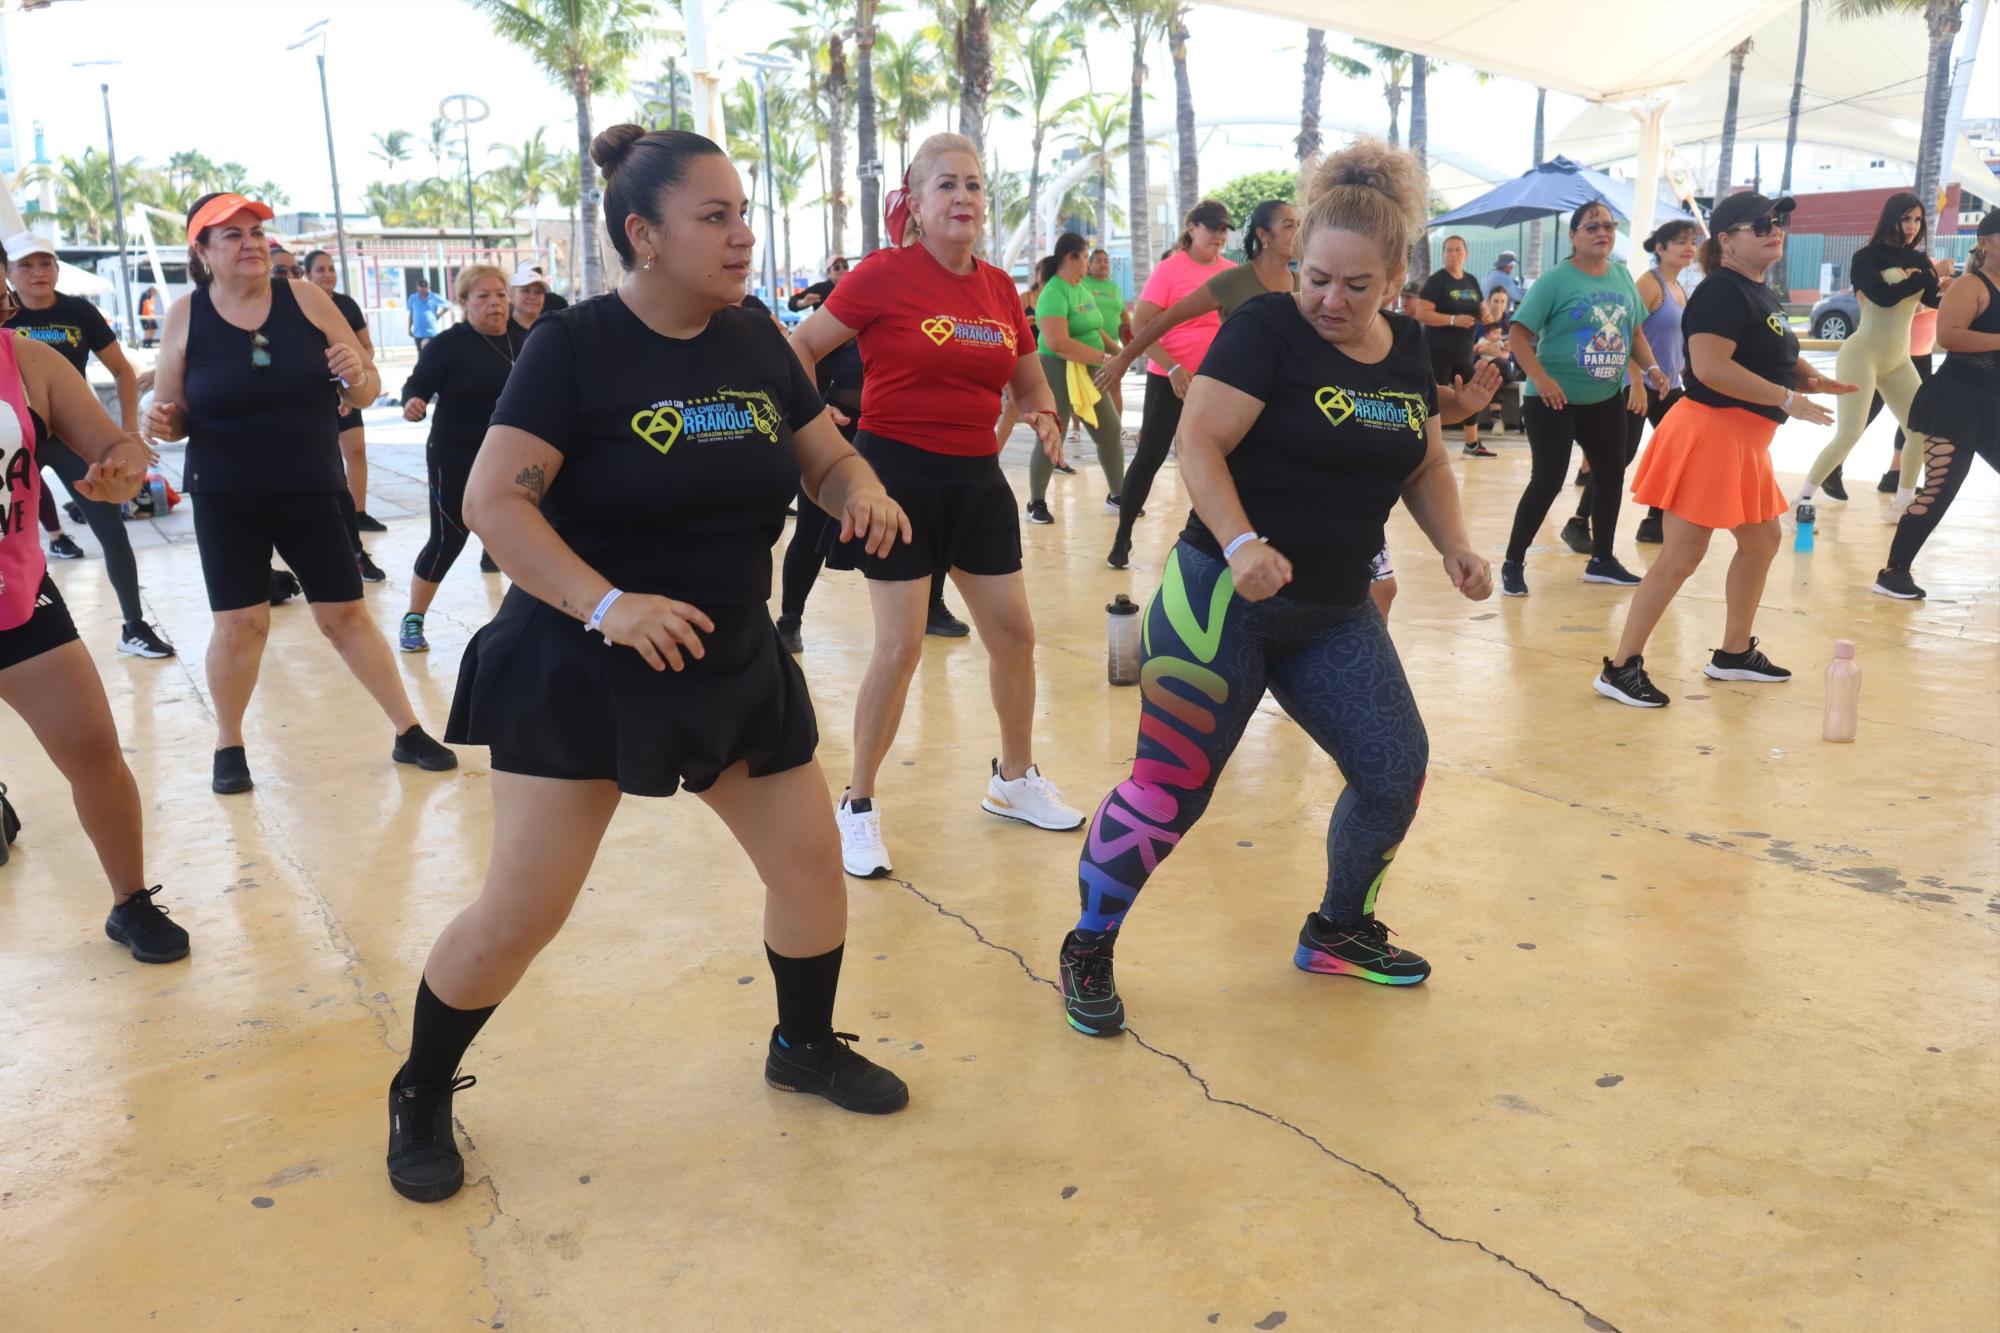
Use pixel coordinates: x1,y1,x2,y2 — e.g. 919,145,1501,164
3,231,58,261
509,261,550,290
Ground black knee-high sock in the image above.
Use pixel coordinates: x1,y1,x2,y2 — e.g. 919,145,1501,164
402,976,497,1089
766,942,844,1046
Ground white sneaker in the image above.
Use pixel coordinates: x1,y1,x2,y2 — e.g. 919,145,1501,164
836,791,892,878
981,760,1085,831
1882,494,1913,524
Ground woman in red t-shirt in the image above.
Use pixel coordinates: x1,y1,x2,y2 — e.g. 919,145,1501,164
792,132,1083,880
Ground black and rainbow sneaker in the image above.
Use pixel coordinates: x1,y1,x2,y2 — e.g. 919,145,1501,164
1293,913,1430,985
1058,929,1126,1036
386,1065,476,1203
764,1029,909,1114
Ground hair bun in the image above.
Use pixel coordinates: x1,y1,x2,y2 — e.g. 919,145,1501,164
591,124,647,177
1306,138,1425,229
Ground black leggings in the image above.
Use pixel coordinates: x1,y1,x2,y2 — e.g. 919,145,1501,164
1885,430,1997,571
414,448,473,583
1508,394,1628,563
1112,372,1186,551
40,437,146,624
1578,385,1680,522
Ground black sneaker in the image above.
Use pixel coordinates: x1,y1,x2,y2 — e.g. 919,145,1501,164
392,725,459,771
386,1065,476,1203
1820,467,1847,502
1582,556,1643,586
1560,516,1593,554
104,886,191,963
1704,637,1791,683
1025,500,1054,525
117,621,177,659
1106,536,1131,570
1876,468,1900,495
212,746,254,794
269,569,301,605
775,615,804,654
926,602,970,637
478,550,500,574
1635,511,1665,544
1501,560,1528,597
1594,654,1670,707
1058,929,1126,1037
356,551,387,584
48,532,85,560
63,499,84,524
1052,460,1077,476
1872,566,1926,600
1293,913,1430,985
763,1028,909,1114
1463,441,1497,458
354,509,389,533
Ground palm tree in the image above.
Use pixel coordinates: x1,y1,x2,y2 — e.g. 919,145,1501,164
370,130,414,173
1297,30,1326,167
493,128,559,225
23,150,140,244
1830,0,1963,235
1068,92,1130,250
996,11,1086,257
1713,36,1754,200
1093,0,1174,285
1354,41,1412,148
551,150,582,287
425,117,453,177
468,0,657,296
875,30,944,179
771,129,816,282
854,0,883,254
783,0,853,257
1780,0,1810,194
1167,2,1198,226
1407,54,1429,283
941,1,997,154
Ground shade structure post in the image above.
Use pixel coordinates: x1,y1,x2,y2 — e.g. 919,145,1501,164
1627,98,1669,284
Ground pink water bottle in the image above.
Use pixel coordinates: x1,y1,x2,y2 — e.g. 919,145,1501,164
1823,640,1861,742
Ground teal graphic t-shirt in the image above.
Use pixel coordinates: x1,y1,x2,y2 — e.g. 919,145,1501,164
1512,260,1645,405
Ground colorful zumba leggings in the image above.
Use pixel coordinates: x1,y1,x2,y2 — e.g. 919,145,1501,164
1077,542,1429,934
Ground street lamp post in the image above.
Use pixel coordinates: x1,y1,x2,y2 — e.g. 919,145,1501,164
288,21,351,293
738,53,791,303
73,61,134,346
440,94,491,249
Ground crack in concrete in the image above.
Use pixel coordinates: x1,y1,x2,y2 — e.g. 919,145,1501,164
884,873,1624,1333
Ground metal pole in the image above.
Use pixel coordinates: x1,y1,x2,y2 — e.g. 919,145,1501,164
100,83,135,347
756,69,778,300
314,53,351,291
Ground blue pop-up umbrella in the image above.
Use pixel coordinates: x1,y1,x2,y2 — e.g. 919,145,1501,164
1430,156,1698,229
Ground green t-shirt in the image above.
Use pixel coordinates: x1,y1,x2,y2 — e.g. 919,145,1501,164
1036,277,1108,356
1081,274,1126,338
1204,264,1298,320
1512,260,1646,404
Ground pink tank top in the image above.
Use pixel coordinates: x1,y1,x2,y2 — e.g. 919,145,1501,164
1,330,46,631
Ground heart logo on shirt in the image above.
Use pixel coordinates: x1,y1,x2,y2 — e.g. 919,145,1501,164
1765,313,1787,337
630,406,684,455
1315,386,1354,428
920,316,957,346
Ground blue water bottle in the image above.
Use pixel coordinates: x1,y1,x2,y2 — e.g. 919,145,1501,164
148,473,169,518
1793,500,1815,553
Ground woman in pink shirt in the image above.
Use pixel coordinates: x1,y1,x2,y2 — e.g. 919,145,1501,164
1108,200,1234,568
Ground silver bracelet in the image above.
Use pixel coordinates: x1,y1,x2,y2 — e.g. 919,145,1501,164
1223,531,1265,561
586,588,624,636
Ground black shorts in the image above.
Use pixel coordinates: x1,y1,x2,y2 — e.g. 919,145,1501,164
1427,341,1477,390
0,576,80,671
447,587,818,798
192,491,364,612
821,431,1021,581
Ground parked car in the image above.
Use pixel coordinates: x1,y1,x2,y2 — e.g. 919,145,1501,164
1810,290,1860,341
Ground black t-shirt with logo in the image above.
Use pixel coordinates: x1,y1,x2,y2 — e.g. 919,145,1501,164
1184,293,1436,606
6,293,115,376
1680,266,1799,424
1418,268,1484,364
400,321,527,462
490,293,824,607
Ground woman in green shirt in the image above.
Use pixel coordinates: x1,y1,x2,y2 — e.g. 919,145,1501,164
1082,248,1132,416
1027,232,1126,524
1501,200,1668,595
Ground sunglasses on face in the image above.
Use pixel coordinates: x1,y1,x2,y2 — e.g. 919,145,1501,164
271,263,297,278
1578,221,1618,235
1731,217,1788,238
250,331,272,369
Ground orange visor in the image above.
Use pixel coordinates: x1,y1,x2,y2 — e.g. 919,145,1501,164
186,193,275,240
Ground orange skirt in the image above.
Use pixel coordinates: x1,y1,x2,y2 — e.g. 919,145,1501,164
1630,397,1786,530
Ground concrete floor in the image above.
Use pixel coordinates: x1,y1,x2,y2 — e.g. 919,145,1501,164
2,375,1996,1332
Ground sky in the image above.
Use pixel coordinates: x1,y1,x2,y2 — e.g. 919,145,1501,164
8,0,1996,264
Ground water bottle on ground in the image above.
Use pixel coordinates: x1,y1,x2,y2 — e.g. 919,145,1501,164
1823,639,1861,742
1107,594,1141,686
1794,501,1815,553
147,472,169,519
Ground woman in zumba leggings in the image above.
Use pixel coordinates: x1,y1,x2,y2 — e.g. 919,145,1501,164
1056,140,1493,1037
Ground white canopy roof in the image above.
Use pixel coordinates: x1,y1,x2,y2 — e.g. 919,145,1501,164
1552,6,2000,200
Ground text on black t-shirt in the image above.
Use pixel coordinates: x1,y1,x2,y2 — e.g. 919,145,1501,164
6,294,115,376
1680,267,1799,424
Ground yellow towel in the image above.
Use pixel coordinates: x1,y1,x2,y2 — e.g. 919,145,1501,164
1066,359,1102,429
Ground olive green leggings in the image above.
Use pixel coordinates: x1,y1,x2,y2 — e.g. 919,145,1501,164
1028,353,1127,505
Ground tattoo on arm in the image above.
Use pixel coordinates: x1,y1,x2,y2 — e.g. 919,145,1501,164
514,464,547,507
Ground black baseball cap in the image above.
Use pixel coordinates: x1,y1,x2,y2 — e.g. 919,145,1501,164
1977,209,2000,238
1710,192,1795,234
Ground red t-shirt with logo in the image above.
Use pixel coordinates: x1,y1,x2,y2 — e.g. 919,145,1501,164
823,243,1035,458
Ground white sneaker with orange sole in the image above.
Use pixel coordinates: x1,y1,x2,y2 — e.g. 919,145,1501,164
980,760,1084,831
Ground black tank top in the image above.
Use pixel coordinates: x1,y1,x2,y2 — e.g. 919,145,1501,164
183,278,344,495
1938,270,2000,389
